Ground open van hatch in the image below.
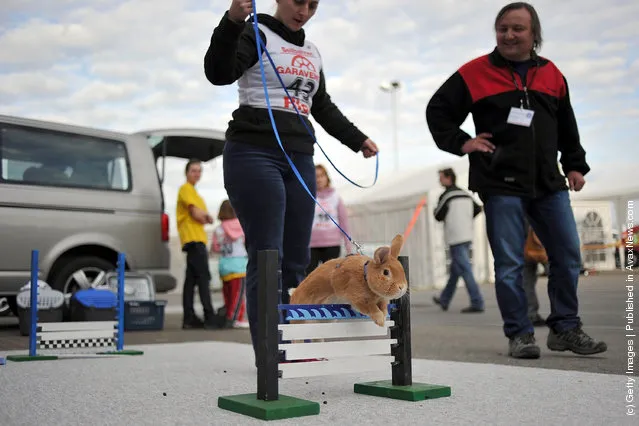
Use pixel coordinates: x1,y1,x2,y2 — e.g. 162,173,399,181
133,128,226,212
133,127,226,183
135,128,226,161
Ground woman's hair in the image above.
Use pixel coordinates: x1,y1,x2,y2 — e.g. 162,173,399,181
315,164,331,187
217,199,236,221
494,2,543,51
439,167,456,185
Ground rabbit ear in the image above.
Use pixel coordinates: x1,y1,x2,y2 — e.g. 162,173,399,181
374,246,390,264
390,234,404,258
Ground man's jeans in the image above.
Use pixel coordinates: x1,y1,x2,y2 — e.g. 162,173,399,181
484,190,582,338
522,261,540,319
439,242,484,309
223,141,316,356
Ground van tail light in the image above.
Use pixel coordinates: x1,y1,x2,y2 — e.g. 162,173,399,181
161,213,169,242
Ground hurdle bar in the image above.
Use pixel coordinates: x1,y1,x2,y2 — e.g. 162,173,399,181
218,250,451,421
6,251,143,362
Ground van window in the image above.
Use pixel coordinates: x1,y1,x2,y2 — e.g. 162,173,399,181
0,124,131,191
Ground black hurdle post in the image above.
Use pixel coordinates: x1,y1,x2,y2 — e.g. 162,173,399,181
256,249,280,401
390,255,412,386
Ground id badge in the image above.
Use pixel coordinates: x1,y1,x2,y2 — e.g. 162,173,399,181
507,107,534,127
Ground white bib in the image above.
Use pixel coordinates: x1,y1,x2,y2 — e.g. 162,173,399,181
238,24,322,116
312,190,340,231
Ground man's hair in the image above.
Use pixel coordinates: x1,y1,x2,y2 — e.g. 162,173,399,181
217,199,236,221
185,158,201,174
439,167,456,185
494,2,543,51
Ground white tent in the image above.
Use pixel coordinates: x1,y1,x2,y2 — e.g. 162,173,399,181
338,158,633,291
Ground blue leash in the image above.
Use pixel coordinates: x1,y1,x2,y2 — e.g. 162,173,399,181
249,3,378,254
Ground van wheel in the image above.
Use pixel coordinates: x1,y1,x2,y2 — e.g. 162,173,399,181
0,297,11,316
49,256,115,315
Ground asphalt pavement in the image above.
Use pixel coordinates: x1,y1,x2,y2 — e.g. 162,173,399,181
0,271,632,375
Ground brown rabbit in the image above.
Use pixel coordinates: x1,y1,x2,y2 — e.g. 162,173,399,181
290,234,408,327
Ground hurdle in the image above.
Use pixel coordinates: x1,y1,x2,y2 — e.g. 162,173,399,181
218,250,451,421
6,250,143,362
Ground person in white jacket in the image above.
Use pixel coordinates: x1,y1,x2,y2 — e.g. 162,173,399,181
432,168,485,313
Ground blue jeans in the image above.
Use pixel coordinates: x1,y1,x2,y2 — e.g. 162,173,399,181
223,140,316,355
439,242,484,309
484,190,582,338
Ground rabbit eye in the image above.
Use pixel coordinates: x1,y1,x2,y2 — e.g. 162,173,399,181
383,269,390,276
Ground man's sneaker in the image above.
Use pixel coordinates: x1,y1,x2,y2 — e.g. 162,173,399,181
182,317,204,329
461,306,484,313
547,326,607,355
432,296,448,311
508,333,541,359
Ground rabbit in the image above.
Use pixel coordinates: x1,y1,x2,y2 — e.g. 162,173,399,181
290,233,408,327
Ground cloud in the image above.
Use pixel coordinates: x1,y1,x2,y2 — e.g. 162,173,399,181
0,0,636,236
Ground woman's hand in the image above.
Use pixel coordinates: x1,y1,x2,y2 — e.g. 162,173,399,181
228,0,253,23
361,139,379,158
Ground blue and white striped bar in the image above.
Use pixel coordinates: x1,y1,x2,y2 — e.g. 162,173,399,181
278,303,396,321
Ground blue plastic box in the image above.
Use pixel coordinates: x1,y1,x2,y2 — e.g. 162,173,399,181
70,288,118,322
124,300,166,331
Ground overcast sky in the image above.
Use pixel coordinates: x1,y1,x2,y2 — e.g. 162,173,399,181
1,0,636,235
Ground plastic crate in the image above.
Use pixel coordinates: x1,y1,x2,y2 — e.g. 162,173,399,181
104,272,155,301
124,300,166,331
70,288,118,322
16,288,65,336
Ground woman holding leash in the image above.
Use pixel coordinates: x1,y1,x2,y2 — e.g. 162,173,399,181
203,0,379,360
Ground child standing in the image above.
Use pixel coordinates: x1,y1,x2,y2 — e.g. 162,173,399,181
306,164,352,275
210,200,249,329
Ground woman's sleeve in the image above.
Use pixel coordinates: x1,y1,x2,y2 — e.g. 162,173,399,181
203,11,263,85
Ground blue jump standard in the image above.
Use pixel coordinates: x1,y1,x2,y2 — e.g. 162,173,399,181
217,250,452,421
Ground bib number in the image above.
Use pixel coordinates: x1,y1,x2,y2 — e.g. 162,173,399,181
287,77,316,102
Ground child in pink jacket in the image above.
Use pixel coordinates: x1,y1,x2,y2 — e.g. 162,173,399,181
210,200,248,328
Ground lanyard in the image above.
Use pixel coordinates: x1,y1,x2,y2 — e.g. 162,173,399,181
509,69,531,110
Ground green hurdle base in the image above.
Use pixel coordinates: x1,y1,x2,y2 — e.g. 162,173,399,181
95,349,144,356
354,380,452,401
7,349,144,362
5,354,59,362
217,393,320,421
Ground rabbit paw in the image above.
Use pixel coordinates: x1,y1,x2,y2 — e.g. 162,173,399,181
371,311,385,327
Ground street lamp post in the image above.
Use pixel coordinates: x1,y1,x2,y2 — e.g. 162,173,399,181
380,80,401,172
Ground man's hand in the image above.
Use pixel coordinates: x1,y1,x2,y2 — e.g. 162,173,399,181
228,0,252,23
189,205,214,224
461,133,495,154
361,138,379,158
567,171,585,191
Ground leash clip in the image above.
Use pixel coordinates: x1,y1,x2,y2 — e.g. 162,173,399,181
352,240,364,255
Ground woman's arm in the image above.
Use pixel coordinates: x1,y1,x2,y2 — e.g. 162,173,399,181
203,11,263,85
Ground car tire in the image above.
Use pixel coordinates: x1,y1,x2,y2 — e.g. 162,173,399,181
0,297,10,316
49,256,116,318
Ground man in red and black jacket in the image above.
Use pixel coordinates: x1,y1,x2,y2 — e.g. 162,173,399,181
426,2,607,359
